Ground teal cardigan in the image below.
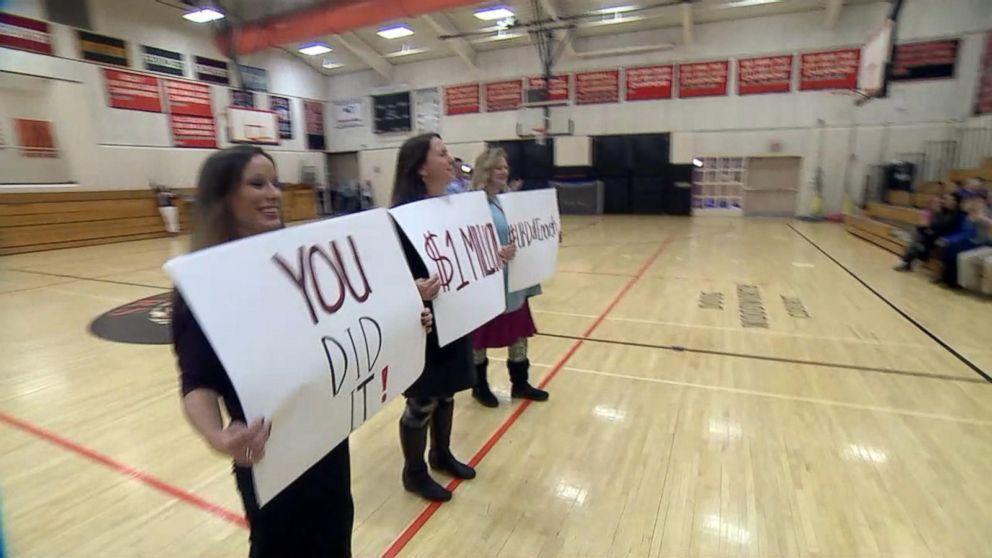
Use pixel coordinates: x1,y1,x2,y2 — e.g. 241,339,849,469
488,196,542,312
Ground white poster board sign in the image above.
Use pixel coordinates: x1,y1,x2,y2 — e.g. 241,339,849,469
498,189,562,292
334,98,365,129
389,191,506,346
164,209,426,506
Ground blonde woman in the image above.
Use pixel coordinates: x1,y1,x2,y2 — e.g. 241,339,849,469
469,148,548,407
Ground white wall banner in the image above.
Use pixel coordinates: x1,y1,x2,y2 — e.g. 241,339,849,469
388,191,506,346
334,98,365,129
498,189,562,291
415,87,441,134
164,209,426,506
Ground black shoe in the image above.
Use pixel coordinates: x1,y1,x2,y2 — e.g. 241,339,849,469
508,359,549,402
400,421,452,501
429,398,476,480
471,359,499,408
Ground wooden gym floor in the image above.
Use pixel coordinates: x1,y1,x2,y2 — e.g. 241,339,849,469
1,216,991,557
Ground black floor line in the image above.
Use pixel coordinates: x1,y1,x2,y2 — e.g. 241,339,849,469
10,269,170,292
787,223,991,384
536,332,987,385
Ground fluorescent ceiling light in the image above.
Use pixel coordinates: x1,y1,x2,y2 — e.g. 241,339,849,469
592,5,637,14
588,14,644,26
720,0,784,7
474,6,514,20
182,7,224,23
298,43,332,55
377,24,414,39
321,59,344,69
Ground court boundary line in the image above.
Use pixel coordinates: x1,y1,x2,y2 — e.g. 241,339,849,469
0,410,248,528
788,223,992,383
8,268,171,291
379,234,676,558
553,364,992,426
536,332,986,384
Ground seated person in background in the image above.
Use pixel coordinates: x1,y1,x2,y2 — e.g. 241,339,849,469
895,191,965,271
960,177,985,196
445,158,470,194
936,191,992,286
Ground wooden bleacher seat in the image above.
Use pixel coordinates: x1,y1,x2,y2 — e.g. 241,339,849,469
843,213,908,255
886,190,911,206
1,185,317,256
865,202,923,226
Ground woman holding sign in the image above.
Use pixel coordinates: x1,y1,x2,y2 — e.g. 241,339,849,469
174,146,434,557
391,133,478,502
469,148,549,407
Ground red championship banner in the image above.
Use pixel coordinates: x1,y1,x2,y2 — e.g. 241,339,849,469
0,11,53,55
165,80,212,117
890,39,959,82
445,84,480,115
527,75,570,102
170,114,217,148
678,61,729,98
484,79,523,112
624,65,673,101
103,68,163,112
737,55,793,95
800,48,860,90
575,70,619,105
976,31,992,116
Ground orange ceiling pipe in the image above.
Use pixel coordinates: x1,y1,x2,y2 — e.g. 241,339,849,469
217,0,484,55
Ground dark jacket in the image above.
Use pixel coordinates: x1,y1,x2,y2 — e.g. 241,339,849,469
393,197,476,398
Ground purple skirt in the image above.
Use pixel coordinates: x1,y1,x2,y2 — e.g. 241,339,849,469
472,301,537,349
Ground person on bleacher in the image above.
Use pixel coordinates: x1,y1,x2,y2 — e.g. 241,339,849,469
935,190,992,287
895,191,965,272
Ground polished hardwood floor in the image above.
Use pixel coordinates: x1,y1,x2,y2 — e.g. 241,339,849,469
1,216,990,557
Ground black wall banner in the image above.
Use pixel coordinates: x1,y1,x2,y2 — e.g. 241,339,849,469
372,91,412,134
890,38,959,82
78,30,128,67
195,55,230,86
142,45,185,77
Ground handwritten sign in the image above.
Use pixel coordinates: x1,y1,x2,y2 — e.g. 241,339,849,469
164,209,426,506
388,191,506,346
498,189,561,292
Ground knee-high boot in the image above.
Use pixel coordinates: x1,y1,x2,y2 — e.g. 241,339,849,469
428,397,476,479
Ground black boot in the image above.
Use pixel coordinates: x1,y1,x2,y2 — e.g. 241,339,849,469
400,420,451,502
471,359,499,408
428,398,476,479
508,359,549,401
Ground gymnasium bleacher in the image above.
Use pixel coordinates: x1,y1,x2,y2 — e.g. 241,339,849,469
844,157,992,256
0,185,317,255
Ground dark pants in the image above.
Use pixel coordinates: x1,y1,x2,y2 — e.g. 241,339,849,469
941,239,979,286
235,440,353,558
901,227,937,265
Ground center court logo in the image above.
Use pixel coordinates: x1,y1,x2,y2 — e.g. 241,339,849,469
89,292,172,345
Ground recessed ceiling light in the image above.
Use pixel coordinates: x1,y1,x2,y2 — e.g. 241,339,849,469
592,4,637,14
182,7,224,23
298,43,332,56
321,59,344,69
377,24,414,39
474,6,514,21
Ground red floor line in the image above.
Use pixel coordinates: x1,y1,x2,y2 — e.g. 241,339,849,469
0,411,248,529
380,234,674,558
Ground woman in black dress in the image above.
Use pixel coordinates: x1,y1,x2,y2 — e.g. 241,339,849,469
172,146,355,557
391,133,477,502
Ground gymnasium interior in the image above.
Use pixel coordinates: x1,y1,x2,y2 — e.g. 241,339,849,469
2,0,992,556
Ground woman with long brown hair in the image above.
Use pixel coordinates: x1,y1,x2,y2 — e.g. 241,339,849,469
468,147,548,407
391,133,478,502
173,146,362,557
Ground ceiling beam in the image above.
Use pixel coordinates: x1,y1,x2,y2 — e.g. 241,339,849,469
421,13,478,70
537,0,576,56
681,1,694,45
335,32,393,79
824,0,843,28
